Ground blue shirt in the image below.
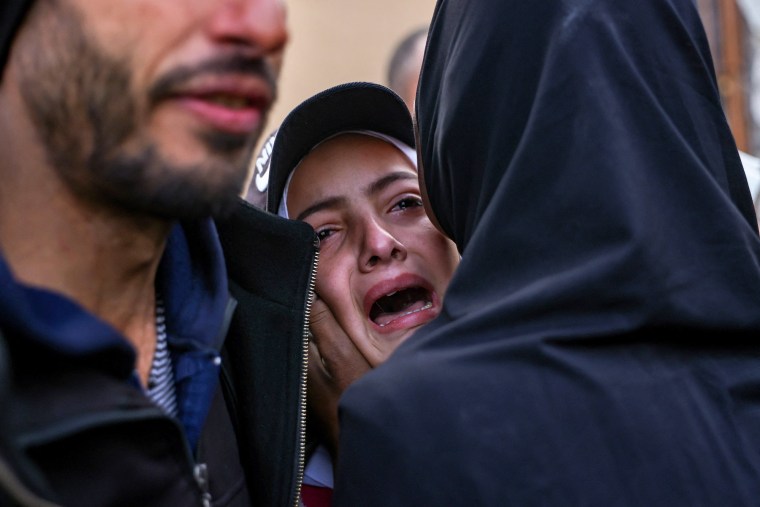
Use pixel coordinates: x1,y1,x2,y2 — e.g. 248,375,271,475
0,218,230,453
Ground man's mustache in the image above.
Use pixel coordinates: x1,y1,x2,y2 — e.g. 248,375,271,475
148,55,277,106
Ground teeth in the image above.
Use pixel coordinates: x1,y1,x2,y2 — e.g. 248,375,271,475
378,301,432,328
208,95,249,109
386,291,397,297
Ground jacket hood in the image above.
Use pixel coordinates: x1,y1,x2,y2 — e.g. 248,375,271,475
415,0,760,337
0,0,34,79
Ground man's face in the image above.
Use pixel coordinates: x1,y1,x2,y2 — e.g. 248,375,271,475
400,36,426,112
8,0,287,219
287,134,460,366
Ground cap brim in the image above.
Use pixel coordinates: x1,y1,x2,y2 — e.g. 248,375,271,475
266,82,415,214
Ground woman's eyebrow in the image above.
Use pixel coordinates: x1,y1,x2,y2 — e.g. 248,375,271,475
363,171,417,197
295,172,417,221
296,196,346,221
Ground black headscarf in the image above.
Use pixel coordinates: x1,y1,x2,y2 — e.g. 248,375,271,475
334,0,760,504
0,0,34,79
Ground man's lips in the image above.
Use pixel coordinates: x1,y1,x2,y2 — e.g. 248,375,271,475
364,274,441,334
167,78,271,135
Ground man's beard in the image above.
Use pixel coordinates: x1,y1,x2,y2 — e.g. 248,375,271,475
15,1,274,220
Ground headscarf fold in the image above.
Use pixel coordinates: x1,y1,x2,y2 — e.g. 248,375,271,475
334,0,760,504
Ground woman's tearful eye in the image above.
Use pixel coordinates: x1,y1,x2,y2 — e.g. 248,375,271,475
392,197,424,212
316,228,335,243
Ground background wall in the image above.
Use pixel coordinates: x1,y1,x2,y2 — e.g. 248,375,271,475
248,0,436,183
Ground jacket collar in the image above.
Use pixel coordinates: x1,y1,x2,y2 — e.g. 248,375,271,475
0,218,229,362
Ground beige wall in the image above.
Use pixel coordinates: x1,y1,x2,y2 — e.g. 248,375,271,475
251,0,436,170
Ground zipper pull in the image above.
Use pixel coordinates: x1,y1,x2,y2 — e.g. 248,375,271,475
193,463,212,507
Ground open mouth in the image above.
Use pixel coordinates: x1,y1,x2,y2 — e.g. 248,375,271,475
196,92,261,110
174,90,266,135
369,286,433,327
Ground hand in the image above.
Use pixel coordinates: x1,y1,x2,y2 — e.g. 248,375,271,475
307,296,372,458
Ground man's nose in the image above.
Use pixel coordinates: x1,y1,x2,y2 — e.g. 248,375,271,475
359,219,407,272
205,0,289,56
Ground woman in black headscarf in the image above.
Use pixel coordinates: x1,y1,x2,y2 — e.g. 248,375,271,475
333,0,760,505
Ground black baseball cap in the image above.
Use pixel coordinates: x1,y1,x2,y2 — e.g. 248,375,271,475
264,81,415,214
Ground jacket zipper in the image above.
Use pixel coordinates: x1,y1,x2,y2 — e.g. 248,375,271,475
190,295,238,506
193,463,212,507
292,241,319,507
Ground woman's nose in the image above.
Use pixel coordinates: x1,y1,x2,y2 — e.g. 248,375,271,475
359,219,407,272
